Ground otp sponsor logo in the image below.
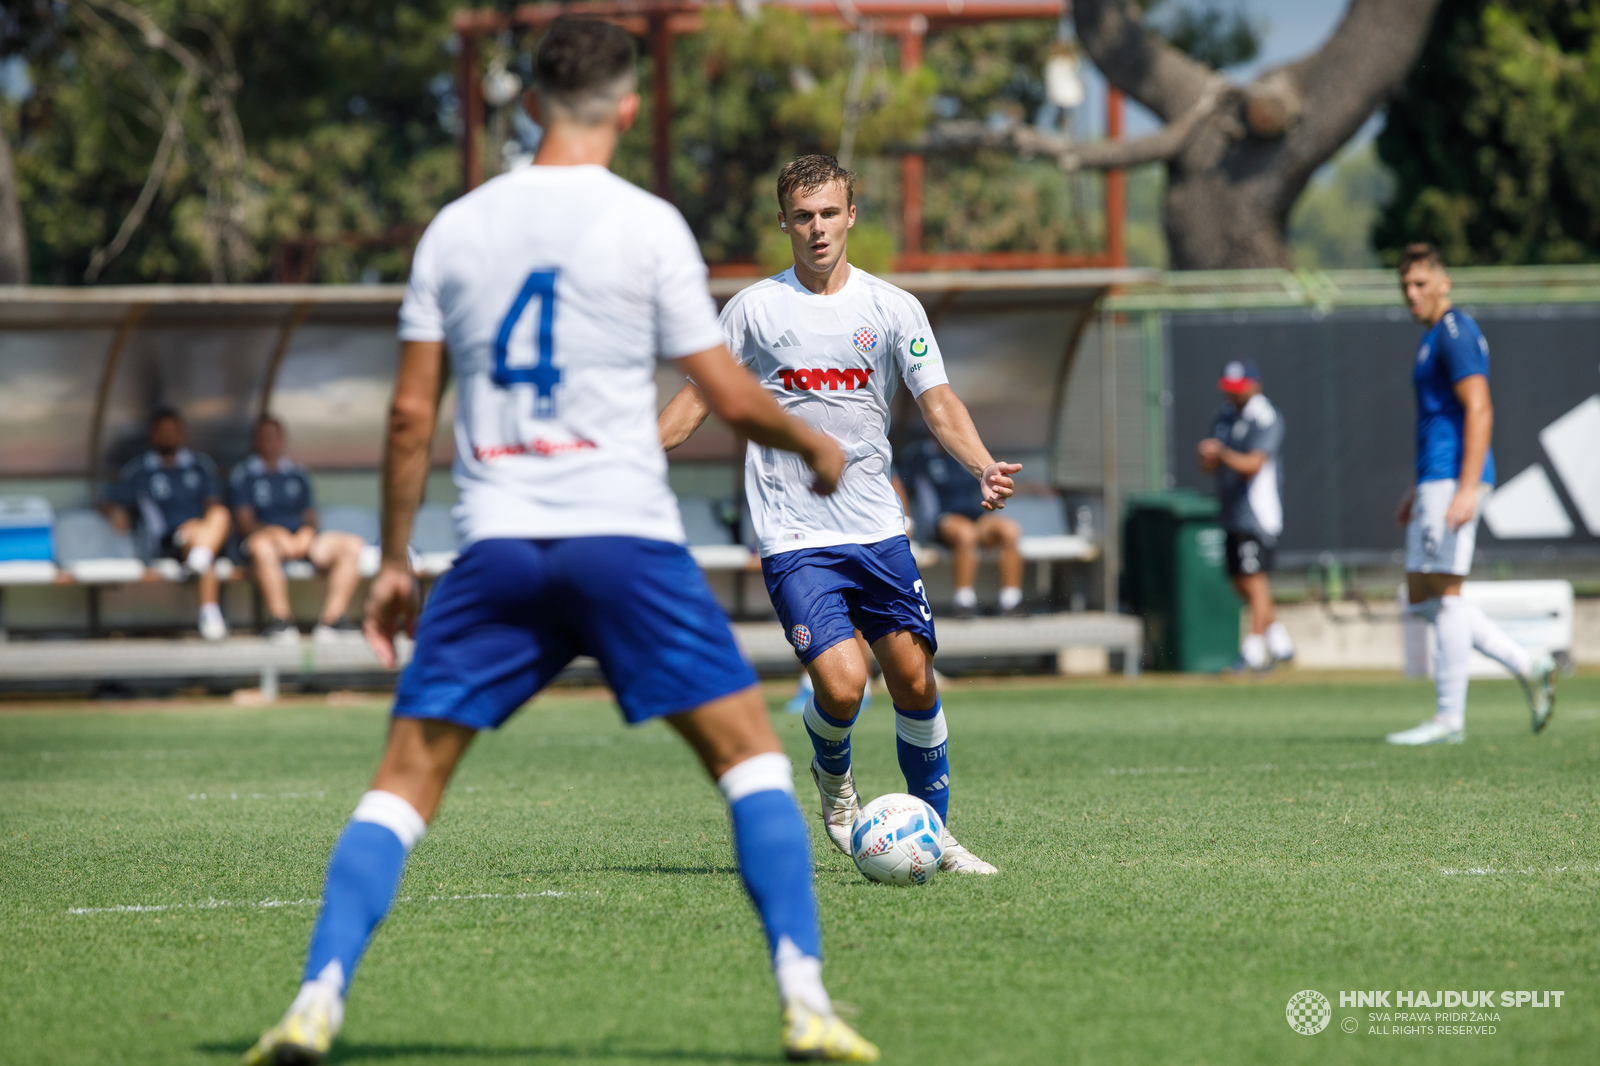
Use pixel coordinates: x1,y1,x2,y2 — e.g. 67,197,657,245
777,368,875,391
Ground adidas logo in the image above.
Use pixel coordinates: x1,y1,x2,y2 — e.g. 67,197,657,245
772,329,802,348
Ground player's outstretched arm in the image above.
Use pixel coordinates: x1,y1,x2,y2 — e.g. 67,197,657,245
658,382,711,451
916,383,1021,510
675,344,843,495
365,339,444,667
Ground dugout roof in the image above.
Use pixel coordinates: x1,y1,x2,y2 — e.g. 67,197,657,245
0,270,1149,482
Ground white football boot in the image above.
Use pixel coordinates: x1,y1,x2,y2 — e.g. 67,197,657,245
809,759,861,856
198,603,228,642
242,981,343,1065
1385,718,1464,746
938,827,998,874
1520,653,1557,734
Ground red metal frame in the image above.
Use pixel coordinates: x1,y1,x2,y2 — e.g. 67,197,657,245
454,1,1125,271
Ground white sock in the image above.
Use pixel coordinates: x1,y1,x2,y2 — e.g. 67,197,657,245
1241,633,1268,668
998,586,1023,611
1265,621,1294,659
185,545,215,573
290,961,347,1028
198,602,223,624
1433,595,1471,731
774,936,831,1015
1457,598,1533,678
953,587,977,609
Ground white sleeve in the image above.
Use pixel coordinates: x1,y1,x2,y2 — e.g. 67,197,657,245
652,206,725,360
397,220,446,342
891,293,949,397
717,293,754,367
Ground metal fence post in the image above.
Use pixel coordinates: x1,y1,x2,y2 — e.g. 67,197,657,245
1101,305,1120,615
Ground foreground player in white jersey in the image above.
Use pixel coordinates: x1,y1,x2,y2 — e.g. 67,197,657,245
660,155,1017,875
245,22,878,1064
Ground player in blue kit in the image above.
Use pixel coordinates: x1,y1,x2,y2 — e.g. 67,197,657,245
1385,244,1557,745
659,156,1013,875
243,21,877,1064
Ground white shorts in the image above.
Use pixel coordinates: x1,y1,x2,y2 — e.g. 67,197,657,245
1405,479,1490,576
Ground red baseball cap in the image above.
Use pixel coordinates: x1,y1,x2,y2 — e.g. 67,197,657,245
1218,359,1260,393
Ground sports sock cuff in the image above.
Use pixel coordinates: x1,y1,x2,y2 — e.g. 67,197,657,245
351,790,427,850
802,699,854,741
894,704,947,748
717,752,796,804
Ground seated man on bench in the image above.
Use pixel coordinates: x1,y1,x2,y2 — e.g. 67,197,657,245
229,415,365,645
102,407,232,640
898,435,1025,618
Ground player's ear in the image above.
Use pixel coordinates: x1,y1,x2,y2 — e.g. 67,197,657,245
845,204,856,229
616,92,642,133
522,88,541,125
777,210,787,231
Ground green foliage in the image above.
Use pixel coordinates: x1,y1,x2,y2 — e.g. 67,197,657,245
623,7,932,267
1148,0,1262,71
1375,1,1600,266
1289,144,1394,269
11,1,460,284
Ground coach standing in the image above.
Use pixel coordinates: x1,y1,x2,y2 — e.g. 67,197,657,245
1197,359,1295,672
1386,244,1556,745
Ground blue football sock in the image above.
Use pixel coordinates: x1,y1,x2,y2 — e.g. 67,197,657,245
720,755,822,961
803,697,855,776
302,791,426,991
895,700,950,824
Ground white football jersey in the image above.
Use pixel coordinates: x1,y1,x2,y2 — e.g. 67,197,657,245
721,265,950,557
399,165,723,545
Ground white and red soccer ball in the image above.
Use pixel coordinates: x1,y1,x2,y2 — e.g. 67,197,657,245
850,793,944,885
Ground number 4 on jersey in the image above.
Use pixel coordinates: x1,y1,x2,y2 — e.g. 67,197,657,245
493,268,561,417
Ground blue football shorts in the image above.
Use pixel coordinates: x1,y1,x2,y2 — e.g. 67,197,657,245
393,537,758,729
761,536,937,665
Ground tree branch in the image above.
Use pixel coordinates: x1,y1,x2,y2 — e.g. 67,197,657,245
915,81,1228,171
1279,0,1442,180
1073,0,1224,124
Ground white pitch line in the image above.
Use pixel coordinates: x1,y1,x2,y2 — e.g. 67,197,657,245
67,890,573,916
1440,865,1600,876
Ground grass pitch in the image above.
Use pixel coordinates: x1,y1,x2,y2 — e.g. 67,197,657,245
3,672,1598,1065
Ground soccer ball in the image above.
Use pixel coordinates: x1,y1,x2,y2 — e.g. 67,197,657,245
850,793,944,885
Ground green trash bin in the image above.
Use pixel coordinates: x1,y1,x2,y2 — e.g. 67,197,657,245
1122,491,1239,672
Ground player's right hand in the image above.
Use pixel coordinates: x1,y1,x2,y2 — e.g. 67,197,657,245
364,561,420,669
806,433,845,496
1395,486,1416,527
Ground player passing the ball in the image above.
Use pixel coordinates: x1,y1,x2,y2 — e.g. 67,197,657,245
1385,244,1557,746
659,155,1012,876
244,21,877,1064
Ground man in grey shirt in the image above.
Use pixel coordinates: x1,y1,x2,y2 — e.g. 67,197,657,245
1198,359,1295,671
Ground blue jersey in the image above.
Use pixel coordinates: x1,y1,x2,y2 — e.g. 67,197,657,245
104,448,222,540
1413,309,1495,486
229,455,314,532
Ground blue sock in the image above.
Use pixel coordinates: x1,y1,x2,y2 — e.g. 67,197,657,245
719,754,822,962
302,792,425,990
895,700,950,824
803,697,855,776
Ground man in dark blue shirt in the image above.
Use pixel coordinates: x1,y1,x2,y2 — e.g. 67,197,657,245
230,415,366,645
102,407,232,640
1386,244,1556,746
897,435,1023,618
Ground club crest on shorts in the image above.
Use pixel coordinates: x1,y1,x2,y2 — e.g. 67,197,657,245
790,624,812,650
851,326,879,355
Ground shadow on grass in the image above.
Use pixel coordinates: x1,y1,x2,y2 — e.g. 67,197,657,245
198,1042,771,1063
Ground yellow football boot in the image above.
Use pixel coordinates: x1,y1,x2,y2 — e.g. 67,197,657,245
783,1000,880,1062
241,990,341,1066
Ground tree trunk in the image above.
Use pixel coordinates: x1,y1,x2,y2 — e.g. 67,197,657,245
0,123,27,284
1163,109,1296,269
